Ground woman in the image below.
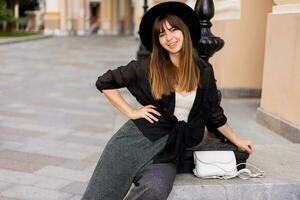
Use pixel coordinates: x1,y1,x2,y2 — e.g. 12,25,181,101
82,2,253,200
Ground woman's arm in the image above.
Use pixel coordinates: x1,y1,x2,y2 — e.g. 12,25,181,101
102,89,161,123
217,123,253,154
102,89,135,118
205,63,254,155
96,59,149,93
96,60,139,93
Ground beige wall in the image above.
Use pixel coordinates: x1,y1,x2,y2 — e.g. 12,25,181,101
44,13,60,29
210,0,274,89
44,0,60,31
260,12,300,125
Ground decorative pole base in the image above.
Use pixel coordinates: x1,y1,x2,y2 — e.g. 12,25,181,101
195,0,225,61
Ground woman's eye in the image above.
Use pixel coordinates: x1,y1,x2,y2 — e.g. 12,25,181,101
159,33,165,37
171,28,177,31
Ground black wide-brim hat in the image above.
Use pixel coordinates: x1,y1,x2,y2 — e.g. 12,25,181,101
139,1,201,52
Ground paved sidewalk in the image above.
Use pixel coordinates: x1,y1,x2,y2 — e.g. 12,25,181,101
0,36,299,200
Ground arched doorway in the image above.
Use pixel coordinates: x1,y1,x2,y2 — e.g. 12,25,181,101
89,1,101,34
85,0,101,34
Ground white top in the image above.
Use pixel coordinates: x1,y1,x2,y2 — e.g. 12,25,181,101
174,90,197,122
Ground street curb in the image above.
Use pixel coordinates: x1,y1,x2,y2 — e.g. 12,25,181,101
0,34,53,45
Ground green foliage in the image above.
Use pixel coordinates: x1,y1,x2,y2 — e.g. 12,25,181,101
0,0,15,23
0,9,15,23
0,0,4,8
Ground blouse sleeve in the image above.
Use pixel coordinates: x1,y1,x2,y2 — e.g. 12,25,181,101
95,60,142,93
206,65,227,128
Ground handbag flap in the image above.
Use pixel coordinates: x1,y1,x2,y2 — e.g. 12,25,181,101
194,151,235,164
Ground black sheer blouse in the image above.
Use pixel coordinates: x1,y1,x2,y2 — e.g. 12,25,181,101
96,57,227,165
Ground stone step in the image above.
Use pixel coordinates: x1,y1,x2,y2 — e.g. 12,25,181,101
169,144,300,200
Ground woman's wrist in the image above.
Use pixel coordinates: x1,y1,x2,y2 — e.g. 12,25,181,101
231,136,241,146
127,107,135,119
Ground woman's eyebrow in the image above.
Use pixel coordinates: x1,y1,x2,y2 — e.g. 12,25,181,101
159,26,174,33
159,29,165,33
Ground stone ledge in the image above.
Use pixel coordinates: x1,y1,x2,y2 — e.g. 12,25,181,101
0,34,53,45
256,107,300,143
169,144,300,200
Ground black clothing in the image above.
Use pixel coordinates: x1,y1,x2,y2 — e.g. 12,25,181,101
96,57,227,167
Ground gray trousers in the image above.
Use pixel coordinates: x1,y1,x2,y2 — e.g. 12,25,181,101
124,162,176,200
82,119,176,200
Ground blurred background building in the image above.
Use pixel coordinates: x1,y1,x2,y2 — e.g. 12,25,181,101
42,0,197,36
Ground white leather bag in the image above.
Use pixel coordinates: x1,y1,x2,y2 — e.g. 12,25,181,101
193,151,265,179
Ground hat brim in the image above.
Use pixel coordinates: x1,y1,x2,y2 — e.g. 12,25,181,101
139,1,201,52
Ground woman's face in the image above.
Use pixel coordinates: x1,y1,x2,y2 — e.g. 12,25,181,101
158,20,184,56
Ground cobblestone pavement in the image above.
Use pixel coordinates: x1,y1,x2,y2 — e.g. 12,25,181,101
0,36,293,200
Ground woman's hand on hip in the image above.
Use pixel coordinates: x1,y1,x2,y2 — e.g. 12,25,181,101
129,105,161,123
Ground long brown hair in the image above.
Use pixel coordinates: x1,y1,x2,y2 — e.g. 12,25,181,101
149,14,200,100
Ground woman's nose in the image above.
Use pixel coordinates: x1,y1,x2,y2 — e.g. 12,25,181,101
165,31,172,41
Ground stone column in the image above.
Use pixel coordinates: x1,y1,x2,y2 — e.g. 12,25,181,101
256,0,300,142
123,0,133,34
44,0,61,35
59,0,68,35
84,0,90,32
111,0,119,34
132,0,149,38
100,0,111,33
98,0,120,34
77,0,85,35
14,1,19,31
209,0,273,98
66,0,73,34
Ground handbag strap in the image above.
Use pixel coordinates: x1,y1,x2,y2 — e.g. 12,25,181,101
236,163,265,179
216,162,265,180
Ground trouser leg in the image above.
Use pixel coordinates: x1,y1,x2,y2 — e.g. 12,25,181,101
82,120,168,200
124,163,177,200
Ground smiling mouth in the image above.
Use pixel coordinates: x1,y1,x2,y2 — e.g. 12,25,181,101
168,41,177,48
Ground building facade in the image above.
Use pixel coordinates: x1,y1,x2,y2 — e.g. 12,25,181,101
43,0,198,36
44,0,136,35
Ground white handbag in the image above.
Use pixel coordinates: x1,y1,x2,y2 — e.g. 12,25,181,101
193,151,265,179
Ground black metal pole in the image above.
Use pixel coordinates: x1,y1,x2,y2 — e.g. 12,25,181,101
136,0,150,61
142,0,148,13
195,0,227,143
194,0,224,61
